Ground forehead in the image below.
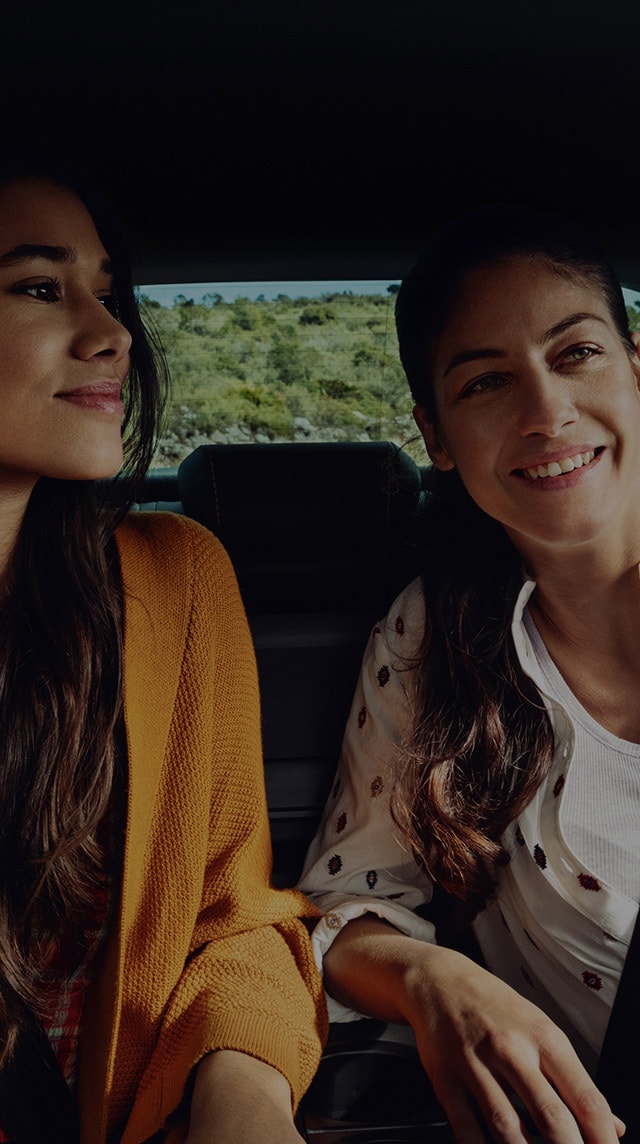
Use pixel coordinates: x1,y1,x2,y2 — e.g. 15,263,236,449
0,177,108,262
435,256,612,360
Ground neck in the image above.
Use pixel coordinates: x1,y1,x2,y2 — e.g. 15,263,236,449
518,532,640,658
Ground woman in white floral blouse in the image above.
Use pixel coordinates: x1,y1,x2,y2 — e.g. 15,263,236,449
300,205,639,1144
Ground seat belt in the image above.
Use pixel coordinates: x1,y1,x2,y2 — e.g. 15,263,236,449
595,906,640,1138
0,1005,79,1144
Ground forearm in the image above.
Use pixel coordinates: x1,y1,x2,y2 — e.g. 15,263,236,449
187,1050,303,1144
323,914,624,1144
322,912,442,1024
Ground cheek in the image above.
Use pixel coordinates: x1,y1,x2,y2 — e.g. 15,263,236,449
439,416,500,475
0,325,41,382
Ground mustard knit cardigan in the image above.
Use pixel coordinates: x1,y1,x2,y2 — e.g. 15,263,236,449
76,512,327,1144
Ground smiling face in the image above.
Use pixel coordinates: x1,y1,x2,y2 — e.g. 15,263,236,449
0,177,132,497
415,256,640,567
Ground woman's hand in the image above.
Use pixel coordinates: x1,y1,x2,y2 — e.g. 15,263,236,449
186,1050,305,1144
323,915,624,1144
403,943,624,1144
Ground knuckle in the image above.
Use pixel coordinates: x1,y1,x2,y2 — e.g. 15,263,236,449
534,1097,574,1136
483,1103,520,1139
529,1011,562,1047
572,1083,611,1122
481,1025,519,1062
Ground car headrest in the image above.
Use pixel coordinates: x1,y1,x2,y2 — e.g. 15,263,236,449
178,442,424,552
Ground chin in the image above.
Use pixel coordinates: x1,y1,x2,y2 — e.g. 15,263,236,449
47,452,124,483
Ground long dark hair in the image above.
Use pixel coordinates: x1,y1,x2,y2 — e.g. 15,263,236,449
391,205,633,916
0,150,168,1057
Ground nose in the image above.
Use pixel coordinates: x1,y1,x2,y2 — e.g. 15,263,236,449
517,369,578,438
71,297,133,366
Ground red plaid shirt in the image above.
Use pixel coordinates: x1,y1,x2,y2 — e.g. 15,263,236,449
0,776,123,1142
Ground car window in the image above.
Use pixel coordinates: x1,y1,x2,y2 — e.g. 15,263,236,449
138,280,431,468
624,286,640,332
141,280,640,471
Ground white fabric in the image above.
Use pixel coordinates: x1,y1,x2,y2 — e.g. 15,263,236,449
298,576,638,1072
524,607,640,900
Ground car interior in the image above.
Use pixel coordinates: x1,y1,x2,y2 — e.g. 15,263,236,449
2,3,639,1140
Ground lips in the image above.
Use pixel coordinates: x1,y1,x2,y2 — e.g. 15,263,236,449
513,446,604,480
57,382,122,398
522,449,596,480
55,382,123,413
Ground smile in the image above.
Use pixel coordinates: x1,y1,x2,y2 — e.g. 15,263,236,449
55,382,123,415
520,449,599,481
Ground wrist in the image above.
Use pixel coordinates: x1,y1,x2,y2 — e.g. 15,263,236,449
400,943,470,1027
187,1050,300,1144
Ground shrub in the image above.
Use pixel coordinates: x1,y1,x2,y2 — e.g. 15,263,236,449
318,378,361,401
299,304,337,326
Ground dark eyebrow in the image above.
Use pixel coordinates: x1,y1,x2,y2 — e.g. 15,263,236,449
443,347,505,378
443,312,609,379
542,311,608,342
0,243,113,276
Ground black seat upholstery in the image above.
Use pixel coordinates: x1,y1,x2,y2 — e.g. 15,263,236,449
178,441,427,612
177,442,429,886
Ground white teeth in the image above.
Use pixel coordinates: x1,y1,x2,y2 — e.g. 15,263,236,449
523,450,596,480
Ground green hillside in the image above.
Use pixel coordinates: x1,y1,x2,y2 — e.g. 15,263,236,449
141,289,422,466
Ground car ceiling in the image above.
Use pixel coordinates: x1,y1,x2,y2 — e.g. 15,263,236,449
2,1,639,285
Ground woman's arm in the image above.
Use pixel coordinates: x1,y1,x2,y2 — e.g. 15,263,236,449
186,1052,304,1144
112,515,326,1140
324,914,625,1144
298,579,437,1015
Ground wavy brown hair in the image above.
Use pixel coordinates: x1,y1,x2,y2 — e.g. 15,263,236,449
0,151,168,1058
391,205,633,916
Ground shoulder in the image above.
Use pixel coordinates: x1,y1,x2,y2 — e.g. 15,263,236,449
378,576,426,661
116,511,232,578
115,511,242,615
116,509,223,555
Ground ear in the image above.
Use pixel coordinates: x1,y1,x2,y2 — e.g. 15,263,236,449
630,331,640,389
413,405,455,471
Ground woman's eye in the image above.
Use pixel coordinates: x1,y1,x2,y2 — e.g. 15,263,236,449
563,344,599,363
98,293,119,317
21,281,60,303
460,373,508,398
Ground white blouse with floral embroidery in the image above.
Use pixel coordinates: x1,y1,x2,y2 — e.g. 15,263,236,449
299,576,638,1075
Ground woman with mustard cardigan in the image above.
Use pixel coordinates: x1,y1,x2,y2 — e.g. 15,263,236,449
0,151,325,1143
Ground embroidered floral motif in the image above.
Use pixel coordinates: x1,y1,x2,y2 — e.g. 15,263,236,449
524,929,539,950
385,892,405,900
325,913,343,931
328,855,343,876
366,870,378,889
357,706,367,729
499,910,510,931
332,777,341,800
336,812,347,834
578,873,601,892
515,824,525,847
582,969,603,991
372,626,381,637
520,967,534,988
370,775,384,797
553,775,565,798
395,616,405,636
377,665,390,687
533,844,547,869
